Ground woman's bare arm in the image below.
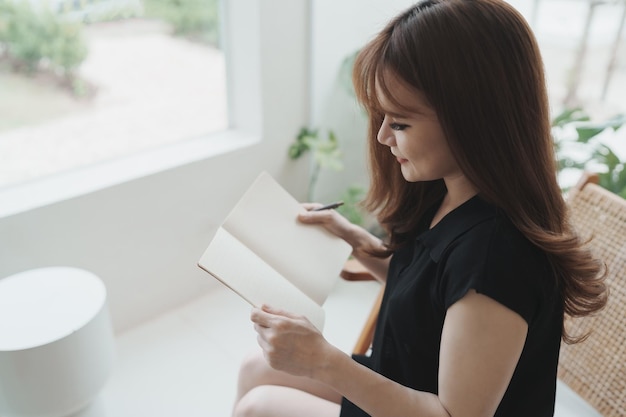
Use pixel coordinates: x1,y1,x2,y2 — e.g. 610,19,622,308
253,289,527,417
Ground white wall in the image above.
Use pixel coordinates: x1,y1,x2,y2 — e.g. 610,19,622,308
0,0,310,334
309,0,416,202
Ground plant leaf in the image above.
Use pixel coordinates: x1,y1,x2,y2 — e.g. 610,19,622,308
552,107,590,127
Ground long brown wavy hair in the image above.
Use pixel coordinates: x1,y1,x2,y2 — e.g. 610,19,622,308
353,0,607,343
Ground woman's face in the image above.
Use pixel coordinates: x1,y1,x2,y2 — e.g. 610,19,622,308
376,73,463,183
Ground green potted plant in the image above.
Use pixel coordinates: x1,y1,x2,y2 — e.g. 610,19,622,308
553,107,626,197
288,126,344,202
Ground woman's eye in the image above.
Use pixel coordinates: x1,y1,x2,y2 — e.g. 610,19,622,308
389,122,408,131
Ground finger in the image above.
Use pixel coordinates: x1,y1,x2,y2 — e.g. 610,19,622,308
301,202,323,210
253,322,268,335
254,323,272,347
261,304,301,320
255,331,272,353
250,306,275,327
297,209,334,224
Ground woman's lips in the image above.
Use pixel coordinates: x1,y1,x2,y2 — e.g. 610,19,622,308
391,151,407,164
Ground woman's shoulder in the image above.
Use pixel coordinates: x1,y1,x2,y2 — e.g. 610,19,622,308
440,207,548,283
416,195,536,262
436,200,556,323
454,206,544,267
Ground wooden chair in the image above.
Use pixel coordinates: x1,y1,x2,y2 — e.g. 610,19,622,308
341,172,626,415
340,259,384,355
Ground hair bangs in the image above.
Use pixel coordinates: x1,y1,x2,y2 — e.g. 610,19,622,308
352,39,386,121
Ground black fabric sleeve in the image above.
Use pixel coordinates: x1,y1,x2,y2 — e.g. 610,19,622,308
437,217,547,325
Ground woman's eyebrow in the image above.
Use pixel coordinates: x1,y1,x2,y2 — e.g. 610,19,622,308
378,99,426,118
386,101,434,118
379,106,410,119
386,110,406,118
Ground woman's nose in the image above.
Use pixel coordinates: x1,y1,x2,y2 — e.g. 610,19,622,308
377,116,395,146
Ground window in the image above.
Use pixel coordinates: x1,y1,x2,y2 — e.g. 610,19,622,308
0,0,227,188
0,0,310,218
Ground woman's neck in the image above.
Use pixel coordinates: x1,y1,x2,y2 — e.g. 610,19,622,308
430,175,478,229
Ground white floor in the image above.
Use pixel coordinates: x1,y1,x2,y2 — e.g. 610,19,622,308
100,278,380,417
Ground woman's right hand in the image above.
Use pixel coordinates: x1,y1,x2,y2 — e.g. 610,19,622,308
298,203,390,282
297,203,383,257
298,203,357,242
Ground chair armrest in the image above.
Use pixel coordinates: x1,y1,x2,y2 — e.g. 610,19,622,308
340,259,377,281
340,258,383,355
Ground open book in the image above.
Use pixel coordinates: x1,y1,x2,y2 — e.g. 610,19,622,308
197,172,352,331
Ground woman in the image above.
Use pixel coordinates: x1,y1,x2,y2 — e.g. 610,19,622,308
231,1,607,416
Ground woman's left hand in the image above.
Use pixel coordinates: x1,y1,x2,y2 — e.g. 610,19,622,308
251,305,331,378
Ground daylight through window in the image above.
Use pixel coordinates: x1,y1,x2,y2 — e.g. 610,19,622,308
0,0,227,188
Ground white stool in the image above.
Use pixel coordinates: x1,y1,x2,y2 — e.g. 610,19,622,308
0,267,115,417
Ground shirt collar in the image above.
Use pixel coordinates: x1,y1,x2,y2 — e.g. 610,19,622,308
416,195,499,262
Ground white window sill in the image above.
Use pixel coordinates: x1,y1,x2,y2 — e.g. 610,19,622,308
0,130,259,218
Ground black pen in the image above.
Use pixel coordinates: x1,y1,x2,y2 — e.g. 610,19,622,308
312,201,344,211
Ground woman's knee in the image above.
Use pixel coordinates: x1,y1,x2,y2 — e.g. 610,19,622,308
232,386,273,417
233,385,341,417
237,350,272,387
235,349,341,405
